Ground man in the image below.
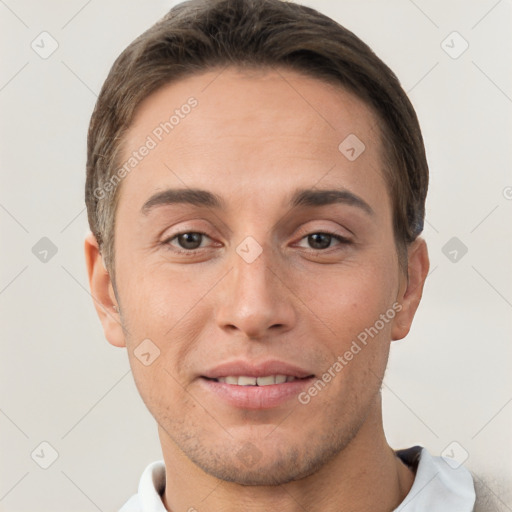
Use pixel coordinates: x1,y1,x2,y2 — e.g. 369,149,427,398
84,0,476,510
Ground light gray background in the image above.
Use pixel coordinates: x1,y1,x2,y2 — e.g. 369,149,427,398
1,0,511,510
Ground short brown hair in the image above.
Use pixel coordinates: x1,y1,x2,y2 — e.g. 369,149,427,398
86,0,428,273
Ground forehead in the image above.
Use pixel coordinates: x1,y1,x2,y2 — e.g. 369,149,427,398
117,67,387,213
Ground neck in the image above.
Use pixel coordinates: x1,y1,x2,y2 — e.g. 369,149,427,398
159,401,415,512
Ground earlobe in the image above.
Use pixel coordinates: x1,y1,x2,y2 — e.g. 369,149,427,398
391,238,430,341
84,232,126,348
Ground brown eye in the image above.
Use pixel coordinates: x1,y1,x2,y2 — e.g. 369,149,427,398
298,232,351,250
307,233,334,250
177,233,203,249
168,232,208,251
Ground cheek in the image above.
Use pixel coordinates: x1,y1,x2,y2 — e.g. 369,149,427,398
117,264,214,388
118,258,209,332
294,256,399,346
129,357,199,431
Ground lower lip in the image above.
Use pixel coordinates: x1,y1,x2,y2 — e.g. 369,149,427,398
199,377,314,409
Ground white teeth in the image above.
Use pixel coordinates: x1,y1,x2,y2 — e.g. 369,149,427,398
256,375,276,386
238,376,257,386
215,374,294,386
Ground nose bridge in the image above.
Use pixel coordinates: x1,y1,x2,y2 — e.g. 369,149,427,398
233,240,277,300
215,238,295,338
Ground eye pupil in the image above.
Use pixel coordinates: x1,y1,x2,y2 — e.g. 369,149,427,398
308,233,331,250
178,233,202,249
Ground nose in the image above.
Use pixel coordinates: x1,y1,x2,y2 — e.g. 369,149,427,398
215,243,297,340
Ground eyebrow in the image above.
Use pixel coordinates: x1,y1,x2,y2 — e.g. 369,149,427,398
141,188,225,214
141,187,374,216
290,188,374,215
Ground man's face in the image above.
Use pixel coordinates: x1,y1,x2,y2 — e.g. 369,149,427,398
110,68,407,484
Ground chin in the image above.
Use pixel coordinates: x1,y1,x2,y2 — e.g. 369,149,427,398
181,430,354,486
192,447,310,486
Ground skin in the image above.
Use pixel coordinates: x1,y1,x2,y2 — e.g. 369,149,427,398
85,67,429,511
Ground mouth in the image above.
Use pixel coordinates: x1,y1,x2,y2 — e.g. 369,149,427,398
199,361,315,409
203,374,310,386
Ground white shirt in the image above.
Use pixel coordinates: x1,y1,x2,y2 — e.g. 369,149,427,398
119,446,475,511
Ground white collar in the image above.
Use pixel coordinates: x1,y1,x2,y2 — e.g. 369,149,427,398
394,446,475,511
120,446,475,511
119,460,167,512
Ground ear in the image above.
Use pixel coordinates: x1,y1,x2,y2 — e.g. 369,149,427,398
84,232,126,348
391,237,430,341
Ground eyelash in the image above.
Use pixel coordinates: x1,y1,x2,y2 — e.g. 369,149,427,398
162,230,352,255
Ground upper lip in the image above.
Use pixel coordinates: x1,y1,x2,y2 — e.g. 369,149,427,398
201,360,314,379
